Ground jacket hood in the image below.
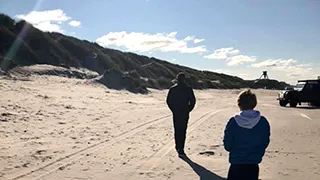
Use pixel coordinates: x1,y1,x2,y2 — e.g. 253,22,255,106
234,110,261,129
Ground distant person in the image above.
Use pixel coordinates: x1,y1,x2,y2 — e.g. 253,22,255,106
166,73,196,157
223,89,270,180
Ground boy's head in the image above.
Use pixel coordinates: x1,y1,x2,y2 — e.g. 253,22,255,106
237,89,257,110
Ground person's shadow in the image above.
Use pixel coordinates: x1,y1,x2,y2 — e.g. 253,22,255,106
180,156,227,180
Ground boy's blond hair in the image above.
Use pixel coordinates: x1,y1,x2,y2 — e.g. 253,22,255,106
237,89,257,110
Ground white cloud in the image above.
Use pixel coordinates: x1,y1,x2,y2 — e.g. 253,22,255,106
238,73,250,79
206,59,318,84
204,47,240,60
96,31,207,54
183,37,205,44
194,38,205,44
34,21,64,33
204,47,317,82
210,69,231,74
278,65,312,77
15,9,79,33
204,47,255,67
288,73,301,77
184,36,195,41
68,20,81,27
251,59,310,76
251,59,297,68
168,32,177,37
206,69,251,80
15,9,70,24
227,55,256,66
251,59,316,82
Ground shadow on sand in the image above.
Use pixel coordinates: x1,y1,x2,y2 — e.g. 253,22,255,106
180,156,226,180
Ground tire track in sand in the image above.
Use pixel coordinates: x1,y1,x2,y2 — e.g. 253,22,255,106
137,108,226,173
7,114,172,180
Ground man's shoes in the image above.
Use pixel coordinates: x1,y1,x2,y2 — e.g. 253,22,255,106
177,150,186,158
178,153,186,158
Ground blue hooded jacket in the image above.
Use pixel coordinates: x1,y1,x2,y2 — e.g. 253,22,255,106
223,110,270,164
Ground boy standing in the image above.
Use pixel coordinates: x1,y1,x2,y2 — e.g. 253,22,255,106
223,89,270,180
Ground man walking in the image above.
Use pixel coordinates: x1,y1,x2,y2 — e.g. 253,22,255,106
166,73,196,157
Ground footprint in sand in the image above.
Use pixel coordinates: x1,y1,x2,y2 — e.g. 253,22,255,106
199,151,215,156
210,144,222,149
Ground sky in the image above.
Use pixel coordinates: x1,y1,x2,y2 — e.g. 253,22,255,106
1,0,320,84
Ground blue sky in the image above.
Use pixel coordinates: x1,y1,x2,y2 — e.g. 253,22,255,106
1,0,319,83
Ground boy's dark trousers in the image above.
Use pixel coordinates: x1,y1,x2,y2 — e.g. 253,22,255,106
173,113,189,153
227,164,259,180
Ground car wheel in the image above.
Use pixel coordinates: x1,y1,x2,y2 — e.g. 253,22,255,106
279,100,287,107
290,101,298,107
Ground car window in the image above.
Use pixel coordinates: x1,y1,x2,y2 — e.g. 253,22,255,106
304,84,314,90
294,82,305,90
315,83,320,91
304,82,320,91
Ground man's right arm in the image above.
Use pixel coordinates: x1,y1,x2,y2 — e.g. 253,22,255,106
166,88,174,112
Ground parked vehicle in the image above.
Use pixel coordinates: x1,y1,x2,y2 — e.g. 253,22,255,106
277,79,320,107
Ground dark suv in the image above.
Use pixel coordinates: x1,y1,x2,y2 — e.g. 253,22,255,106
277,79,320,107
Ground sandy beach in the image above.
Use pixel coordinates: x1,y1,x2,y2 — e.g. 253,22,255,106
1,75,320,180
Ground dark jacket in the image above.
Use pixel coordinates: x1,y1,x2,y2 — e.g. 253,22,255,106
166,83,196,115
223,110,270,164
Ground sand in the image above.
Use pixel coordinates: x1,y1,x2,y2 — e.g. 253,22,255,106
1,75,320,180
